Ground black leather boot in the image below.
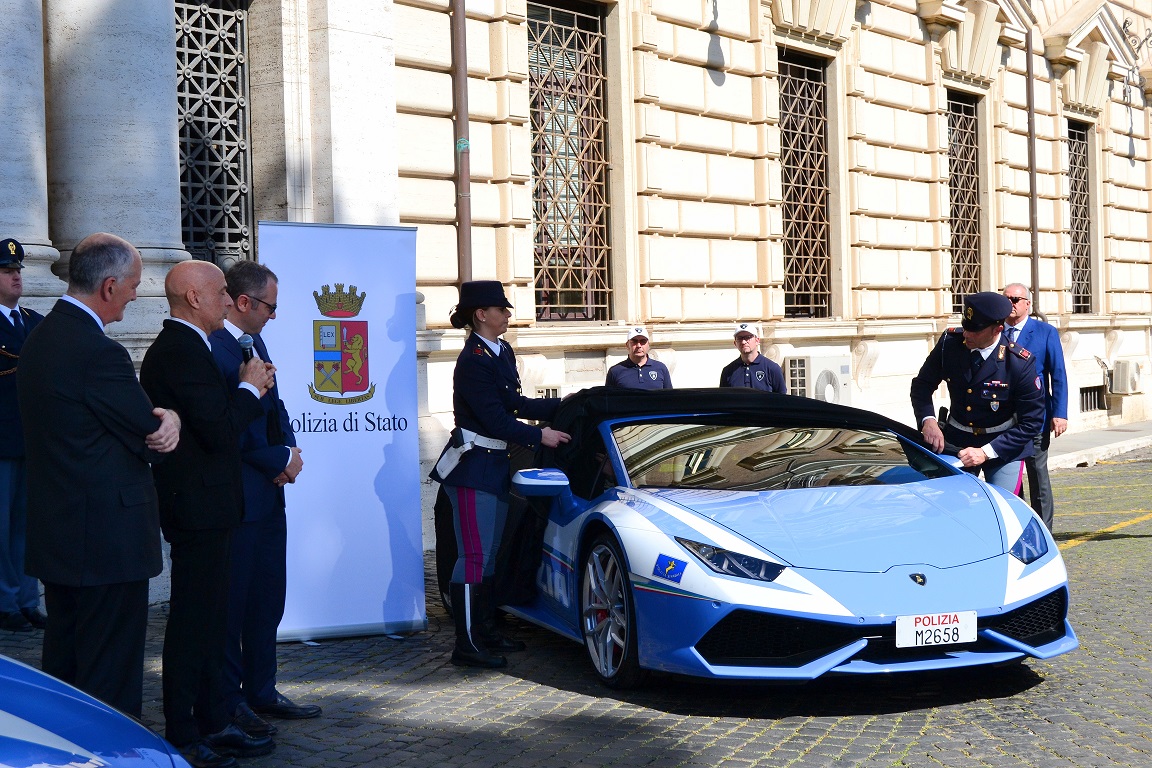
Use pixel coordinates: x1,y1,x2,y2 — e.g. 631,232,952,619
450,582,507,668
476,581,526,652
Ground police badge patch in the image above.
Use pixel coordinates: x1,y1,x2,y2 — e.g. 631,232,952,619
649,370,657,380
756,370,765,381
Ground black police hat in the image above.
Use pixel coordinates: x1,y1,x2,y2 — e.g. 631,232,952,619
0,238,25,270
961,291,1012,331
450,280,513,329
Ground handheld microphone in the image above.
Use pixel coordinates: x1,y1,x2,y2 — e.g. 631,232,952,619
238,334,255,363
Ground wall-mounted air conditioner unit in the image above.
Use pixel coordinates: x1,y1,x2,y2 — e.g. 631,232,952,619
783,356,853,406
1111,359,1144,395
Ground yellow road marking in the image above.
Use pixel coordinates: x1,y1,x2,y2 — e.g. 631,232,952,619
1059,511,1152,551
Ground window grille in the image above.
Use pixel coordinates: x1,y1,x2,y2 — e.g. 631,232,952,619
1068,121,1092,314
947,91,981,313
786,357,807,398
176,1,253,266
1080,385,1106,413
778,50,830,318
528,1,610,321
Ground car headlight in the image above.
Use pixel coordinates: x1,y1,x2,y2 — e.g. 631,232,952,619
676,538,786,582
1009,518,1049,564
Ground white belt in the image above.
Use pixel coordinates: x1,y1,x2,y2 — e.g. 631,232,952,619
947,415,1017,436
461,429,507,450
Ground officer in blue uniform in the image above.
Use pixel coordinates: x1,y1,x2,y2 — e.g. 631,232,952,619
431,281,571,669
605,326,672,389
910,292,1045,491
0,238,46,632
719,322,787,392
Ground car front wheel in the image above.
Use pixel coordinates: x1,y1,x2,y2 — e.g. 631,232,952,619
580,534,645,689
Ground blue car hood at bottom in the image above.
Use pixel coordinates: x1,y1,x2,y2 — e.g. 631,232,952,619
648,474,1005,572
0,655,184,768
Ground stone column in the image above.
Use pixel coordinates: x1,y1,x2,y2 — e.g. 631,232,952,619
0,0,62,304
308,0,400,225
44,0,189,344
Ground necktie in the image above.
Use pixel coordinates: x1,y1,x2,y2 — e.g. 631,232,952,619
9,309,23,340
254,334,285,444
970,350,983,375
1007,326,1017,343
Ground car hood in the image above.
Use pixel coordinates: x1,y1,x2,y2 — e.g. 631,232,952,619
646,474,1006,572
0,655,183,768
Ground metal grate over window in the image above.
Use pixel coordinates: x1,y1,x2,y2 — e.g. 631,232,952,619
779,50,830,319
1068,121,1092,314
176,1,253,267
947,91,981,312
528,1,610,321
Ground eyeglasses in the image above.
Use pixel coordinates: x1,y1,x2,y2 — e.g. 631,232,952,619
628,338,649,345
735,335,756,343
1007,296,1030,304
246,295,278,313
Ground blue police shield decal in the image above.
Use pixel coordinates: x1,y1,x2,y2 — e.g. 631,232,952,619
653,554,687,583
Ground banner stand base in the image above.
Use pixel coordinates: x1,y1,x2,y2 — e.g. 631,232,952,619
276,618,427,643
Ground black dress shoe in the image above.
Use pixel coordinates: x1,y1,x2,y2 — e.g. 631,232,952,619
178,741,238,768
202,723,275,758
232,701,277,737
20,607,47,630
0,612,33,633
251,692,322,720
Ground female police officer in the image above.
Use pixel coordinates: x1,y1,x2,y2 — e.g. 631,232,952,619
431,281,570,668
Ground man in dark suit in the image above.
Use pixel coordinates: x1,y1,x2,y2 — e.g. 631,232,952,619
141,260,275,767
17,232,181,716
0,238,46,632
1002,283,1069,530
910,292,1046,491
209,261,319,737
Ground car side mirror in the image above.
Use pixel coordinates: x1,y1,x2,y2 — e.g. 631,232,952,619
513,468,581,522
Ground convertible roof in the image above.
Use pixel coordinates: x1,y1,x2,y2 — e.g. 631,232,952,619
545,386,925,468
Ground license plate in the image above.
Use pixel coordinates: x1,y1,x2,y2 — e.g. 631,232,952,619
895,611,977,648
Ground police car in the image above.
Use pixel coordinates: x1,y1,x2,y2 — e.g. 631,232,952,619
508,387,1078,688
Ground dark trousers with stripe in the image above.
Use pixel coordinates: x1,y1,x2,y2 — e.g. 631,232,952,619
445,485,508,584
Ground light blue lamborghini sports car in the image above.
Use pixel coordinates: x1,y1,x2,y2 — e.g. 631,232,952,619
0,652,190,767
507,387,1078,689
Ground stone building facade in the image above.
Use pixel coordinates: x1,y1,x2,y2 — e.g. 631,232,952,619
2,0,1151,526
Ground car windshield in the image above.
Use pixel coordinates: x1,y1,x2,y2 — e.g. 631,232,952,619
610,421,953,491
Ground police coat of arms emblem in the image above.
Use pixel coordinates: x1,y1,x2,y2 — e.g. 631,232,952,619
310,283,375,404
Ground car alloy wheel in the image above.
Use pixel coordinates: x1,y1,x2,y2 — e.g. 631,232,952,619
580,533,644,689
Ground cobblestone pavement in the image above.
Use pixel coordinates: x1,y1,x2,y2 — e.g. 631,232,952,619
3,451,1151,768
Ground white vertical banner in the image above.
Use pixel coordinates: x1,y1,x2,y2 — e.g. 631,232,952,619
257,222,424,639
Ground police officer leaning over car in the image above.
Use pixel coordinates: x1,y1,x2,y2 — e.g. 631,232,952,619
910,291,1045,492
430,280,571,669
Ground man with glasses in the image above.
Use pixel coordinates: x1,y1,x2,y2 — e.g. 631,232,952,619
605,326,672,389
720,322,786,392
1002,283,1068,530
210,261,320,741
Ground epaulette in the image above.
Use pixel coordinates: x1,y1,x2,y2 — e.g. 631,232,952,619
944,327,963,335
1005,342,1031,360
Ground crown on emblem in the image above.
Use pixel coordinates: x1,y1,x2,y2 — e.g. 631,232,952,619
314,283,367,318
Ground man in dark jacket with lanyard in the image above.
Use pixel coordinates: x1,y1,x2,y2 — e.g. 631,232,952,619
720,322,787,392
606,326,672,389
910,292,1045,491
431,281,570,669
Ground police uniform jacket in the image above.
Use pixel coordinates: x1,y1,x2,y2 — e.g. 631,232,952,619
0,306,42,459
605,358,672,390
441,333,561,495
910,328,1045,462
719,354,787,393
